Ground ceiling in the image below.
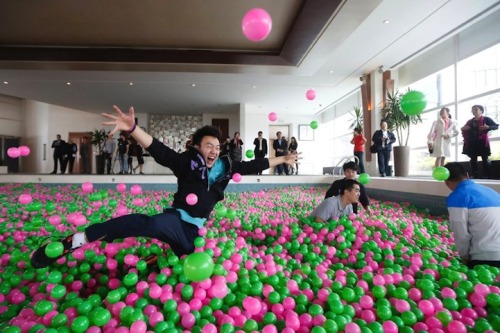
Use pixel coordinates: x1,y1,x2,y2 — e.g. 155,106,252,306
0,0,499,116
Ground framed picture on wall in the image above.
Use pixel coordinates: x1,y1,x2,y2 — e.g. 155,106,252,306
299,124,314,141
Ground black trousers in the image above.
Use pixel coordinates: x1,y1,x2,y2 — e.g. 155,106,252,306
84,209,199,257
377,150,391,176
53,155,64,173
470,155,491,178
255,151,265,174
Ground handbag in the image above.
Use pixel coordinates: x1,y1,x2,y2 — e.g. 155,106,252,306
370,144,377,154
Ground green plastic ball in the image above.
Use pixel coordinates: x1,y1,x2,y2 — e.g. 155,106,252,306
183,252,215,282
245,150,254,159
358,173,371,185
310,120,319,129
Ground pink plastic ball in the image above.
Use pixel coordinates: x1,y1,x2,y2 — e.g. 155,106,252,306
186,193,198,205
306,89,316,100
242,8,272,42
7,147,20,158
130,185,142,195
232,173,242,182
18,194,32,205
18,146,30,157
116,183,127,192
268,112,278,122
81,182,93,193
242,296,261,315
447,320,467,333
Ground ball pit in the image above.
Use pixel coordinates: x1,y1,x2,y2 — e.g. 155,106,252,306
0,182,500,333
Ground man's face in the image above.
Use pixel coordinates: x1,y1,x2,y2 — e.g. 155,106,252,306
277,132,282,139
57,135,61,140
345,185,361,203
195,136,220,168
344,169,357,180
258,132,262,137
380,122,388,130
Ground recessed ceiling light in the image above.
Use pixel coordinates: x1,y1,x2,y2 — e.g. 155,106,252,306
191,84,196,87
383,20,390,24
66,82,71,85
3,81,8,84
129,82,134,86
252,85,257,88
328,70,334,74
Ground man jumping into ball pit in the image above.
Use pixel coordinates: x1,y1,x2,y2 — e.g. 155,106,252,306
443,162,500,268
31,105,300,269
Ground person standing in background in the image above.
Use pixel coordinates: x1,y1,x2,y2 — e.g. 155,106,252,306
229,132,243,162
253,131,268,175
351,127,367,173
103,133,116,175
372,120,396,177
288,136,298,175
50,134,66,174
117,133,129,175
65,139,78,174
427,107,459,168
461,105,499,179
80,136,91,174
273,131,288,175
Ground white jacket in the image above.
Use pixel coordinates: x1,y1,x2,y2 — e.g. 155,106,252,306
427,118,459,157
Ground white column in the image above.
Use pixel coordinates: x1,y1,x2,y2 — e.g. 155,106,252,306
23,100,50,173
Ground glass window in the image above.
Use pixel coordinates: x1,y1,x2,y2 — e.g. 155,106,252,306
401,65,455,109
457,44,500,100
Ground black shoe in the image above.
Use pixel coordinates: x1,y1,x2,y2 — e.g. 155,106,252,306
30,234,75,269
50,171,56,174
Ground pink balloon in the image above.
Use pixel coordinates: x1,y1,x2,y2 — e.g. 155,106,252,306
116,183,127,192
7,147,20,158
306,89,316,100
242,8,272,42
186,193,198,205
18,146,30,157
232,173,242,183
130,185,142,196
18,194,33,205
268,112,278,122
81,182,93,193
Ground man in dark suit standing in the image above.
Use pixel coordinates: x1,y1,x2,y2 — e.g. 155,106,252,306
50,134,66,174
273,131,288,175
253,131,268,175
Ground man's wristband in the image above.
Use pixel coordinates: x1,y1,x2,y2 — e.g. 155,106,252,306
126,123,137,134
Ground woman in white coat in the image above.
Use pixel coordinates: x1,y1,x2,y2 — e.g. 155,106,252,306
427,107,459,167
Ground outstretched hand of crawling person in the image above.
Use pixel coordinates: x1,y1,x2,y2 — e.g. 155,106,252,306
102,105,136,135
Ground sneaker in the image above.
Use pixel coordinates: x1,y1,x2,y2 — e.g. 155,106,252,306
30,234,75,269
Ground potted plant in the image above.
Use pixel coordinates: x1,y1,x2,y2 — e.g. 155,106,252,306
348,106,364,130
380,89,422,176
89,129,107,174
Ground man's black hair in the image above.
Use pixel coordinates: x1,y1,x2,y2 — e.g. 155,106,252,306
192,126,221,146
343,161,358,172
340,179,360,195
444,162,468,182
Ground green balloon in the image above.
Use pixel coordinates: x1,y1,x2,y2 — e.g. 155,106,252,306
401,90,427,115
310,120,319,129
432,166,450,181
358,173,371,185
183,252,215,282
45,242,64,258
245,149,255,159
